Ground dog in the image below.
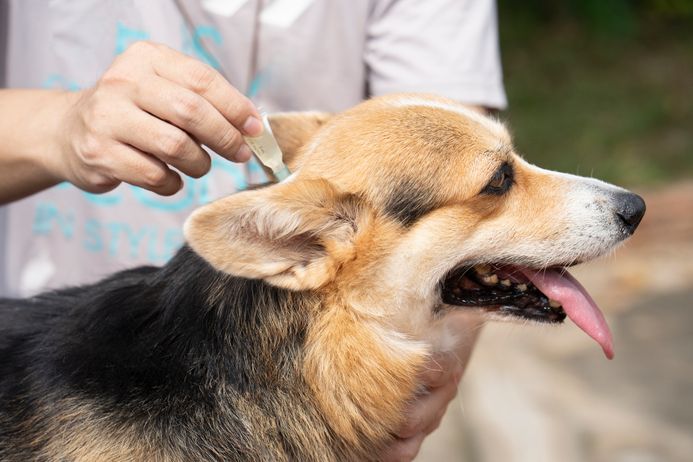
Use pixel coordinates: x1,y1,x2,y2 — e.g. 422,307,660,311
0,94,645,461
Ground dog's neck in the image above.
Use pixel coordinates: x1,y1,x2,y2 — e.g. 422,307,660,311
147,246,426,458
152,246,316,390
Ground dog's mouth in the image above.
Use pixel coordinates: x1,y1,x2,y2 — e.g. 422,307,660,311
442,264,614,359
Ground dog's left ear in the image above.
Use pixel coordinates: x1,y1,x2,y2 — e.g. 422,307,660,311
184,179,365,290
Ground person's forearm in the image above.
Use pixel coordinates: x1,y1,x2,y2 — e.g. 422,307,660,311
0,89,76,204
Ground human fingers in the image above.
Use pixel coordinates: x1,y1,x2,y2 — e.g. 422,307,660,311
379,433,426,462
395,378,459,440
419,351,464,389
102,142,183,196
142,42,263,136
132,76,251,162
114,105,211,178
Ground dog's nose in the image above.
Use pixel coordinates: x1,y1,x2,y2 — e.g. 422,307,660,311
614,192,646,234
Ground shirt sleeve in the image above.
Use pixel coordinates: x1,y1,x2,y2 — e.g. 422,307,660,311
365,0,507,109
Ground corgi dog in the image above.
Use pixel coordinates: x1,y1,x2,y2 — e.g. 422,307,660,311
0,94,645,461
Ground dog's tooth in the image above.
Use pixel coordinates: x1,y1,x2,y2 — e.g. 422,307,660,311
549,299,562,308
516,284,527,292
475,264,492,275
481,274,499,285
500,279,511,287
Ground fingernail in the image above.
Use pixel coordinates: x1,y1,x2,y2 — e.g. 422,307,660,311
235,144,252,162
242,116,263,136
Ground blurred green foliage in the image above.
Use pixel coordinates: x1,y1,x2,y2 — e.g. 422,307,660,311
499,0,693,186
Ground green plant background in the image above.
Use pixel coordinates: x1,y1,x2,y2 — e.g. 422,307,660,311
499,0,693,187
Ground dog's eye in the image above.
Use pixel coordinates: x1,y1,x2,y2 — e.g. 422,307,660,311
482,163,513,195
488,171,507,189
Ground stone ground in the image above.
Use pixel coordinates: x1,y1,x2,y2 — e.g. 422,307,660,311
417,181,693,462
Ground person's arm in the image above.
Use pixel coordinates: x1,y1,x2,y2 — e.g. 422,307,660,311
0,41,262,205
0,89,73,203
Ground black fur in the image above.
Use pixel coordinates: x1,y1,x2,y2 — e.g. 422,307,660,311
383,178,437,227
0,246,342,461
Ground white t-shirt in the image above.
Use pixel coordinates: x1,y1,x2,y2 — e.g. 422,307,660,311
0,0,506,296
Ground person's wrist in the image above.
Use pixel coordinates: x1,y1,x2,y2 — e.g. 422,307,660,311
36,90,84,185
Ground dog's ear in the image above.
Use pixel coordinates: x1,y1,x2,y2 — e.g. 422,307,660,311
184,179,365,290
268,112,332,170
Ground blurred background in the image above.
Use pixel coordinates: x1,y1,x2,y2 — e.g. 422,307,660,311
419,1,693,461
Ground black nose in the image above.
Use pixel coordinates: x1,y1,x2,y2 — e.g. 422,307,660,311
614,192,646,234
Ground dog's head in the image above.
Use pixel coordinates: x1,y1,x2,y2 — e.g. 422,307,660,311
184,94,645,359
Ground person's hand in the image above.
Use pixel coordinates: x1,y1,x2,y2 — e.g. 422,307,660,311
380,312,482,461
380,351,462,462
48,41,263,195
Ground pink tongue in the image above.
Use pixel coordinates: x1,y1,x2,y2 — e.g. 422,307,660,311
520,268,614,359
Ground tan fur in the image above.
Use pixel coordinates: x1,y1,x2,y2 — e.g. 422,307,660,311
268,111,333,169
184,179,362,291
303,300,428,447
38,401,169,462
0,93,637,461
184,93,639,455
